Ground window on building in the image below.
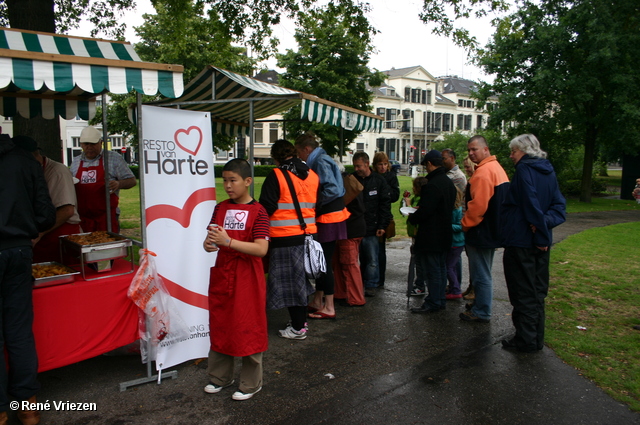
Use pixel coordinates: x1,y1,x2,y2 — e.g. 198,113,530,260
426,112,432,132
388,138,396,160
434,113,442,132
443,114,451,132
386,109,397,129
476,115,483,129
269,123,279,143
109,136,123,148
426,90,432,105
422,90,427,104
411,88,421,103
377,107,385,118
457,114,464,129
464,115,472,130
404,87,411,102
217,150,229,160
377,138,385,151
458,99,464,107
356,142,365,152
72,137,80,148
254,123,263,144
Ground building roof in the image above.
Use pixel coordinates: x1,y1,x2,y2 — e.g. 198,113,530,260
440,76,478,95
254,70,280,85
435,93,456,105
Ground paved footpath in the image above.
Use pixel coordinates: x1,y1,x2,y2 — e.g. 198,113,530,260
30,210,640,425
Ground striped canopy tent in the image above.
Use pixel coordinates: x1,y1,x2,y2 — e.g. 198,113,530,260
152,66,382,136
0,27,184,120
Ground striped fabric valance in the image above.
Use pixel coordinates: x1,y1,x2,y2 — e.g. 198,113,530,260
212,121,250,137
0,27,184,120
301,99,382,133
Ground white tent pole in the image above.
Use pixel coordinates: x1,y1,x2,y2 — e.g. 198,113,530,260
249,100,255,197
137,93,147,249
102,92,112,233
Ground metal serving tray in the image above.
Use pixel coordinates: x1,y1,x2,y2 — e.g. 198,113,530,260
32,262,80,288
60,232,134,280
61,232,132,263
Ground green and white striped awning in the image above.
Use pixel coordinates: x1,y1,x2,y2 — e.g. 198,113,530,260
0,27,184,120
302,99,382,133
152,66,381,136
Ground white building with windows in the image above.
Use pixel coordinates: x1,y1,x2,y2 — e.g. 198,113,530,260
353,66,496,165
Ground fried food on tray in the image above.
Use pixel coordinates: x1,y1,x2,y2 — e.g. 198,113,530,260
32,264,71,278
65,231,123,245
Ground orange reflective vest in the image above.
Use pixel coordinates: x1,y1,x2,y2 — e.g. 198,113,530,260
269,168,319,238
317,206,350,224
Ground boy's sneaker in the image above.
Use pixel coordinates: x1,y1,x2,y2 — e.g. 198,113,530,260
232,386,262,401
285,321,308,332
279,325,307,340
410,287,426,296
204,380,235,394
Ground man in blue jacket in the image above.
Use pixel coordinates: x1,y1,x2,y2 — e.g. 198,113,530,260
501,134,566,353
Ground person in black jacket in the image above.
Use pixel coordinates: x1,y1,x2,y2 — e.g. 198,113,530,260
409,150,457,313
352,152,391,297
0,133,56,425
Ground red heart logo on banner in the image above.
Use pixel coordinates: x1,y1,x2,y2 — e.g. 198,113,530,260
235,212,246,222
174,126,203,156
88,170,96,179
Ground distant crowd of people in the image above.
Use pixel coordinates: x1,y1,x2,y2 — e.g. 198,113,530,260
200,132,568,401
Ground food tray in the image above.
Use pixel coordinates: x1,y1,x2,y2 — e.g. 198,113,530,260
60,232,134,280
60,232,132,263
32,262,80,288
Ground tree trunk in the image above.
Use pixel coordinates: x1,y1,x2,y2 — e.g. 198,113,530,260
7,0,62,162
579,126,598,203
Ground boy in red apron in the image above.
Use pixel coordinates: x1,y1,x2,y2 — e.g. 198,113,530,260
202,159,270,401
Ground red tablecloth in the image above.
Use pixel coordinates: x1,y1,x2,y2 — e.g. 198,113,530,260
32,259,139,372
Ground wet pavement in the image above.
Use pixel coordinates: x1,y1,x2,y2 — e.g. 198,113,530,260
24,210,640,424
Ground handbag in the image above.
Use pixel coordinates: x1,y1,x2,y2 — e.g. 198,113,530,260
385,218,396,239
280,169,326,279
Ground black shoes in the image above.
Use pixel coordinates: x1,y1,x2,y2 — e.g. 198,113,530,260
501,338,541,353
411,304,444,314
364,289,376,297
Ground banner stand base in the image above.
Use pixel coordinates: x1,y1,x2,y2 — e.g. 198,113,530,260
119,361,178,392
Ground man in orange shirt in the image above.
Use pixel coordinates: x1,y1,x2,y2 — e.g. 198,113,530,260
459,136,509,323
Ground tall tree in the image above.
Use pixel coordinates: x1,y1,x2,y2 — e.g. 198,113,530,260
276,0,385,156
1,0,136,161
473,0,640,202
93,0,256,152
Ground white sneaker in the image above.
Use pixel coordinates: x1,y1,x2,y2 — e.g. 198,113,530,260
204,380,234,394
232,386,262,401
278,325,307,340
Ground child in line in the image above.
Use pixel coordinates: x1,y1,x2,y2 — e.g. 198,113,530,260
445,188,465,299
202,159,270,401
405,176,428,296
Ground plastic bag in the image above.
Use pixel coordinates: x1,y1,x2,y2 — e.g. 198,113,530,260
128,249,190,363
304,234,326,279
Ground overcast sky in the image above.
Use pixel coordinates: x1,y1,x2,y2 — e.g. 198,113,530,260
71,0,499,83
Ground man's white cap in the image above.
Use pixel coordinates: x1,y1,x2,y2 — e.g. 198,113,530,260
79,126,103,144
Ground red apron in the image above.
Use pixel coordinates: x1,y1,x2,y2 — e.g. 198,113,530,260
74,156,119,233
208,200,268,357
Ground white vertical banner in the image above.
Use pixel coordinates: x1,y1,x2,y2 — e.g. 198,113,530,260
140,105,215,370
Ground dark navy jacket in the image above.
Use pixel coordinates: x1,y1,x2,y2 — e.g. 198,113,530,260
502,155,566,248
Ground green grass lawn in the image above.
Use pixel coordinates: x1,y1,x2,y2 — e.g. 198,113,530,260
547,222,640,411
